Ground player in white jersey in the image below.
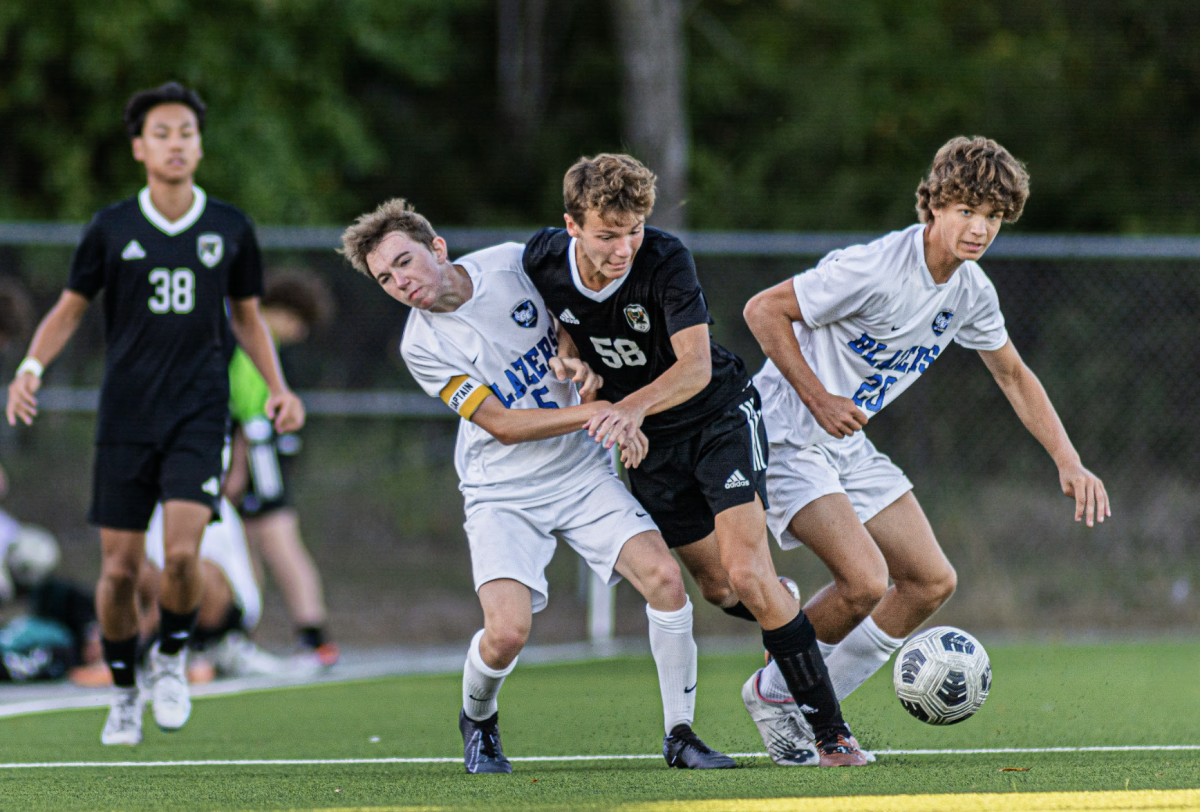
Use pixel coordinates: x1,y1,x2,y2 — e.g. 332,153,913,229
740,136,1110,760
340,198,735,773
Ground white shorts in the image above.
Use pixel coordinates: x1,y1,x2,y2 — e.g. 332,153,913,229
463,472,659,614
765,430,912,550
145,498,263,628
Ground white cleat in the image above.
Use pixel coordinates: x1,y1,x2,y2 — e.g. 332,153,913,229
148,642,192,732
741,669,818,766
101,686,143,746
209,632,290,678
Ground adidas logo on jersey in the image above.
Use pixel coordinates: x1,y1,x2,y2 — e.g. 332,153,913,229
724,470,750,489
201,477,220,496
559,309,580,325
121,240,146,260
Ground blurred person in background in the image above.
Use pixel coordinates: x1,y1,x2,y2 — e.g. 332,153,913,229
223,270,339,667
742,135,1109,761
4,81,304,745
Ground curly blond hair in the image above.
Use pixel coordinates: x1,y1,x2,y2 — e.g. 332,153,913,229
339,198,438,276
563,154,657,225
916,136,1030,224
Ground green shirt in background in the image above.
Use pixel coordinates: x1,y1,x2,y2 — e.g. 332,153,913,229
229,347,270,424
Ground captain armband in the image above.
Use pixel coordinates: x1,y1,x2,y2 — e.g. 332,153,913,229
440,375,491,419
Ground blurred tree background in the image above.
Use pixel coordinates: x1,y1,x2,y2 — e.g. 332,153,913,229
1,1,1198,644
2,0,1199,232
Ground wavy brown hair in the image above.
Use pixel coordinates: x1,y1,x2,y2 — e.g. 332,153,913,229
339,198,438,276
916,136,1030,224
563,153,657,224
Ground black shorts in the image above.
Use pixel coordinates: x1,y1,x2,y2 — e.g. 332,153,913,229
628,387,770,548
238,423,300,519
89,417,226,531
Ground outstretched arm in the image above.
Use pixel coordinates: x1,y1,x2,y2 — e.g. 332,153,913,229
227,297,305,434
978,340,1110,526
584,323,712,450
743,279,868,438
471,395,647,467
6,290,90,426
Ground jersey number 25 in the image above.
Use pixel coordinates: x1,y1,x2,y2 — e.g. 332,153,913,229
590,337,647,368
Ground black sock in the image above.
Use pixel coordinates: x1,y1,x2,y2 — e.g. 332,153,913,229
762,611,848,741
192,605,245,650
158,606,199,656
721,602,757,622
298,626,326,650
102,635,139,688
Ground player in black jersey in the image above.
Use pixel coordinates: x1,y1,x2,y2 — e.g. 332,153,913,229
523,154,865,766
5,82,304,746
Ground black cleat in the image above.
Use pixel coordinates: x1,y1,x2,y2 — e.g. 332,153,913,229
662,723,737,769
459,710,513,774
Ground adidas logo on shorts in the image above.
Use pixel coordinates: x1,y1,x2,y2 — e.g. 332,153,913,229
724,470,750,489
559,309,580,325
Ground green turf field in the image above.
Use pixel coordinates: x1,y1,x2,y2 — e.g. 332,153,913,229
0,642,1197,812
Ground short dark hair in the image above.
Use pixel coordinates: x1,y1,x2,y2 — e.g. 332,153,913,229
124,82,207,140
262,270,335,329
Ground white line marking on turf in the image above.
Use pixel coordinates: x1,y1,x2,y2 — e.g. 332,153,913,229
1,745,1197,769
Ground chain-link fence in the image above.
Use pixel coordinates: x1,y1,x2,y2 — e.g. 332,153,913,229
0,227,1195,647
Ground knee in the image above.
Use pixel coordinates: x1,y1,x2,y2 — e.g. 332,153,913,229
160,550,197,584
100,553,141,593
689,567,734,607
640,557,686,606
725,563,771,612
484,621,529,664
839,570,890,620
898,561,957,611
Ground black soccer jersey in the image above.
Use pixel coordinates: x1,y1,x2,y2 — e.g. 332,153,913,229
67,187,263,443
522,226,749,443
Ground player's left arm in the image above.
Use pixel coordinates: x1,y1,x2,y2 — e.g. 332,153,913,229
584,323,711,450
548,319,603,402
979,339,1110,526
227,297,305,434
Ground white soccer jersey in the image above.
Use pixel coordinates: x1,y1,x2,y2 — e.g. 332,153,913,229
400,242,611,502
755,224,1009,449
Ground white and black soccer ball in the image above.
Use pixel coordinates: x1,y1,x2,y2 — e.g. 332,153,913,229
893,626,991,725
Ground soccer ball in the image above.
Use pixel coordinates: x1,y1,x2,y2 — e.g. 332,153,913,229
893,626,991,725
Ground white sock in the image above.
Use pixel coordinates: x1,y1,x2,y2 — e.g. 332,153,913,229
646,598,697,734
757,658,792,703
462,628,517,722
823,616,905,701
818,639,836,659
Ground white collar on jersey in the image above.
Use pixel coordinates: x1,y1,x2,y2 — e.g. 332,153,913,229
568,237,632,302
138,186,207,236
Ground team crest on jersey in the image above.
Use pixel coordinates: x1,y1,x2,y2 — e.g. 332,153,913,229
510,299,538,328
931,310,954,336
197,233,224,268
624,304,651,333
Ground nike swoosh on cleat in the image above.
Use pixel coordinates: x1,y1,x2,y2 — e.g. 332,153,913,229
684,684,697,694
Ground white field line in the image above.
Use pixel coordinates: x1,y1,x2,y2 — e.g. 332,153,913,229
1,745,1198,769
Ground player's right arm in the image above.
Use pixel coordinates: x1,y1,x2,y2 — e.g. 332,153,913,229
470,395,647,467
743,279,867,438
6,291,90,426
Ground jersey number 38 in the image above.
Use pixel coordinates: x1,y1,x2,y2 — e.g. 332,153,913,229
589,337,647,369
148,267,196,314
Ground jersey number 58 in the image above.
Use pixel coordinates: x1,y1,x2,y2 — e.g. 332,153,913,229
589,337,647,369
